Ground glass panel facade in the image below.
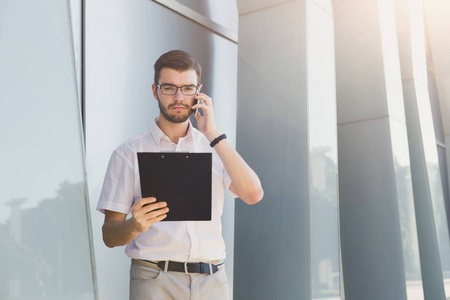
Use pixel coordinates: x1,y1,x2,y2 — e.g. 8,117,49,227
85,0,238,298
2,0,449,299
0,0,95,299
235,1,310,298
416,83,450,295
428,68,450,240
394,0,450,297
176,0,238,32
335,1,425,299
235,0,341,299
390,119,424,299
307,1,340,299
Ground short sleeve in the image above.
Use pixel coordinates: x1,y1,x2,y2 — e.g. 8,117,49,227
97,149,135,214
223,168,238,199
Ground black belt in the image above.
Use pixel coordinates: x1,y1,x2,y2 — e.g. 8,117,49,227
143,260,221,274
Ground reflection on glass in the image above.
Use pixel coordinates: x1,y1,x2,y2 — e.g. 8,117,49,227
0,182,94,299
310,148,340,299
390,119,424,299
0,0,95,298
417,83,450,297
307,2,340,298
428,161,450,294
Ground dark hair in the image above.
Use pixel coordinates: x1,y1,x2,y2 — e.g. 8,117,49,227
154,50,201,85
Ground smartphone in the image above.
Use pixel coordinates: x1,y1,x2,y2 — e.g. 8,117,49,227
195,99,199,116
195,99,205,116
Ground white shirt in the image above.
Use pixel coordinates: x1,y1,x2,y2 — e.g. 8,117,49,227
97,117,237,262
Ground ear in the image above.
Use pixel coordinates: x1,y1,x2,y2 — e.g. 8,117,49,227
198,84,202,93
152,84,158,101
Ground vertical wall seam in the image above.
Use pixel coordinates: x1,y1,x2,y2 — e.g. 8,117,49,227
71,0,99,298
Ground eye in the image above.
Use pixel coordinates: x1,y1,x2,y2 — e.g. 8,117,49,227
183,86,196,92
162,85,176,93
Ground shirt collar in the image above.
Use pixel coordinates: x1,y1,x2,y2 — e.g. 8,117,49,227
150,116,194,144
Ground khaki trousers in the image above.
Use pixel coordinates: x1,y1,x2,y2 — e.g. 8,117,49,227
129,259,230,300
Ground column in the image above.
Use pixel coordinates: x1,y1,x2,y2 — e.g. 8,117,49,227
334,0,423,298
394,0,450,298
235,0,340,299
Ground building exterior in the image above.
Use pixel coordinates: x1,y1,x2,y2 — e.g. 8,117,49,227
1,0,449,299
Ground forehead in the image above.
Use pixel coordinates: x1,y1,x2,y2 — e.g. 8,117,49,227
159,68,198,85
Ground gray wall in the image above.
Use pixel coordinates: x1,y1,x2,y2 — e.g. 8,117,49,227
395,0,450,297
85,0,239,298
234,1,341,299
334,0,424,299
235,2,309,298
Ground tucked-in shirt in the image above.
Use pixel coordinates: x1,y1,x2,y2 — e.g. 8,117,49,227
97,117,237,262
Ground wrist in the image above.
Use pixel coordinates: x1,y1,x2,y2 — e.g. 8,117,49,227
210,133,227,148
127,217,144,234
205,130,222,143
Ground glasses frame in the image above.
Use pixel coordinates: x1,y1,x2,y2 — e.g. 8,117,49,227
156,84,199,96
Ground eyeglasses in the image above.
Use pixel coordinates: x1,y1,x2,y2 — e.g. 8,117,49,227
157,84,199,96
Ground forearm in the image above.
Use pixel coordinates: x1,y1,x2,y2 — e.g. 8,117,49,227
102,199,168,248
192,95,263,204
102,218,140,248
206,131,263,204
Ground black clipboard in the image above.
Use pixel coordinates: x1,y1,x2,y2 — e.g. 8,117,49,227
137,152,212,221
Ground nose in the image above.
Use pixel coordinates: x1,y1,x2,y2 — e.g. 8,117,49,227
173,87,184,101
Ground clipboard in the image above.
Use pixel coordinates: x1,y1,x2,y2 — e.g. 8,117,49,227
137,152,212,221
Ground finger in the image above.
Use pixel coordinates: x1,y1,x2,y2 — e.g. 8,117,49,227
191,103,211,114
136,197,156,208
194,108,201,121
195,92,208,99
193,98,207,109
196,97,212,107
150,213,167,224
194,108,206,123
133,210,167,232
134,205,168,224
146,206,169,220
142,201,168,214
195,94,212,106
133,201,165,220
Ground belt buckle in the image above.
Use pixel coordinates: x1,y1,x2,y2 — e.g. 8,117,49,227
184,262,189,274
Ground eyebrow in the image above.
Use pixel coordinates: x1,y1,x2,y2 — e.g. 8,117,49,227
160,83,198,87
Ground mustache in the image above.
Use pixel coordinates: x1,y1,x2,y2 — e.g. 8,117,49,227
168,103,190,109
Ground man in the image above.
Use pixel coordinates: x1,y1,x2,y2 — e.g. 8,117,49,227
97,50,263,300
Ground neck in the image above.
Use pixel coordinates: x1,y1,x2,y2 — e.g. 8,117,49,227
156,114,190,144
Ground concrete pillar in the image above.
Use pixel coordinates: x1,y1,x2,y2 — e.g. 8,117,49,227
394,0,450,298
235,0,340,299
334,0,423,298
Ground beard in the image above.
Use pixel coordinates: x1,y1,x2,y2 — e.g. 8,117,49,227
158,96,193,124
